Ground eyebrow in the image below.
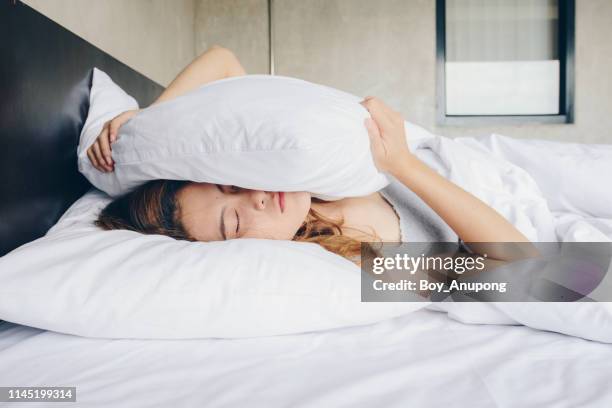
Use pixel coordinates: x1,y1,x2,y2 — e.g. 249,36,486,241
220,205,227,241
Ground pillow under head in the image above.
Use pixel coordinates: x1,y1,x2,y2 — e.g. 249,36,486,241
0,189,426,339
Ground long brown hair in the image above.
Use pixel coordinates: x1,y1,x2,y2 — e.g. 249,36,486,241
95,180,379,262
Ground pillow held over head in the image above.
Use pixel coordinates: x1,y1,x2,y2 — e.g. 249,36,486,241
78,69,389,200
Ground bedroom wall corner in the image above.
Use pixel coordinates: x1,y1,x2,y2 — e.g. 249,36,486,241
21,0,197,87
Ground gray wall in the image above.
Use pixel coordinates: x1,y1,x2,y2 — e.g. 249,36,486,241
23,0,196,86
25,0,612,143
195,0,270,75
196,0,612,144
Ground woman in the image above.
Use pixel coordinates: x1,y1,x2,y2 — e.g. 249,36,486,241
88,46,531,263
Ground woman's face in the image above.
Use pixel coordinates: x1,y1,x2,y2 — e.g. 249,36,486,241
177,183,312,241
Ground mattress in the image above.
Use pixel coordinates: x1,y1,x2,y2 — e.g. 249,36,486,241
1,309,611,407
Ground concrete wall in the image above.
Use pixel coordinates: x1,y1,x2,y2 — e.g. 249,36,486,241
273,0,437,134
195,0,269,75
24,0,612,143
23,0,196,86
193,0,611,144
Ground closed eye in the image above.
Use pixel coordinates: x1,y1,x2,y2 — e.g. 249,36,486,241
235,209,240,235
216,184,241,238
216,184,241,194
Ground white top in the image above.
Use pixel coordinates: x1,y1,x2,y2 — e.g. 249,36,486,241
379,175,459,243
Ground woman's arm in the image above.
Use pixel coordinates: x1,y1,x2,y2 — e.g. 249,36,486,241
88,46,246,172
151,45,246,106
390,154,537,259
360,96,537,261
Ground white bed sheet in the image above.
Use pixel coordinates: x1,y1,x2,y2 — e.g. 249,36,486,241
2,133,612,406
1,309,612,407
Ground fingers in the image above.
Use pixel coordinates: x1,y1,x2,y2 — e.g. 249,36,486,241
364,117,381,139
109,118,120,143
86,148,101,171
98,126,114,167
109,109,139,142
87,143,109,173
360,96,403,120
363,117,388,172
364,117,386,157
86,109,141,173
88,122,113,173
360,96,397,130
360,96,410,174
91,141,111,172
372,97,402,122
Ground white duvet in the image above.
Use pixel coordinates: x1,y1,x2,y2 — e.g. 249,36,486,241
407,129,612,243
403,129,612,343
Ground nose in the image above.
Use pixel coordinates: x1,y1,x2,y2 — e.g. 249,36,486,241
248,190,272,211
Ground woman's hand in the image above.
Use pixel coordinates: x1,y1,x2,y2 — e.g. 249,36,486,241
359,96,413,174
87,109,140,172
362,97,533,248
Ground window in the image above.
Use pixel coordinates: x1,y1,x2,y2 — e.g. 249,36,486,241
436,0,575,125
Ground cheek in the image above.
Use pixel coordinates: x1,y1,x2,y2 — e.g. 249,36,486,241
289,192,311,219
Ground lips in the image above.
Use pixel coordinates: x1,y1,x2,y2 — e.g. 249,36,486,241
278,192,285,213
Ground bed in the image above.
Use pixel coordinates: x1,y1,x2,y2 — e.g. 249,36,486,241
2,2,612,407
2,308,612,407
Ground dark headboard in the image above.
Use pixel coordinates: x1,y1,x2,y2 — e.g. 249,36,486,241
0,1,164,256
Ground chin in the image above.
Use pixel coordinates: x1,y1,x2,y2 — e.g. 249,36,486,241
288,191,312,214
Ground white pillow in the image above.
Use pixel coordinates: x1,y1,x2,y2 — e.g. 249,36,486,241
0,68,426,339
78,68,389,200
0,190,426,338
